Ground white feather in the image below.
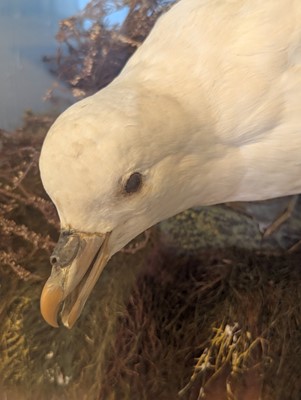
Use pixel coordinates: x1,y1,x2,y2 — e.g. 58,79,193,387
40,0,301,255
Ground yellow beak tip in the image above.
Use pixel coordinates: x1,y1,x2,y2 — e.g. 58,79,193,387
40,282,64,328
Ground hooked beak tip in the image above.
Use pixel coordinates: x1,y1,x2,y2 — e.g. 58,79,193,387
40,282,64,328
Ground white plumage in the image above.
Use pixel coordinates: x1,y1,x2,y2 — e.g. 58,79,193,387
39,0,301,328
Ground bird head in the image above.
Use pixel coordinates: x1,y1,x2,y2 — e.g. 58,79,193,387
39,84,201,328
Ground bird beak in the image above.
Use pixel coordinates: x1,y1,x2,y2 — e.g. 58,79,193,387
40,229,111,329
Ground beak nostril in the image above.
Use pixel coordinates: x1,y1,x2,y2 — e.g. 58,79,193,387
50,255,58,266
49,230,81,268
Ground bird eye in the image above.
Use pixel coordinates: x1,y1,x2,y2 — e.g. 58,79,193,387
124,172,142,194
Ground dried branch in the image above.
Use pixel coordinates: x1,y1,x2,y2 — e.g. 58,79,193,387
44,0,176,98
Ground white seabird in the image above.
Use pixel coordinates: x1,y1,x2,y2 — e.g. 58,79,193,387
39,0,301,328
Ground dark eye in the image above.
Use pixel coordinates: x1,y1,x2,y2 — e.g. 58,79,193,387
124,172,142,194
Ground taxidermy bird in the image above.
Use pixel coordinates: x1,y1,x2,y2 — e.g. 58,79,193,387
39,0,301,328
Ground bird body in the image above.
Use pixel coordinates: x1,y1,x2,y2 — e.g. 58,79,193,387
39,0,301,327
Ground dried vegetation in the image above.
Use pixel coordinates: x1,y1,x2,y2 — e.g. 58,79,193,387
44,0,174,98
